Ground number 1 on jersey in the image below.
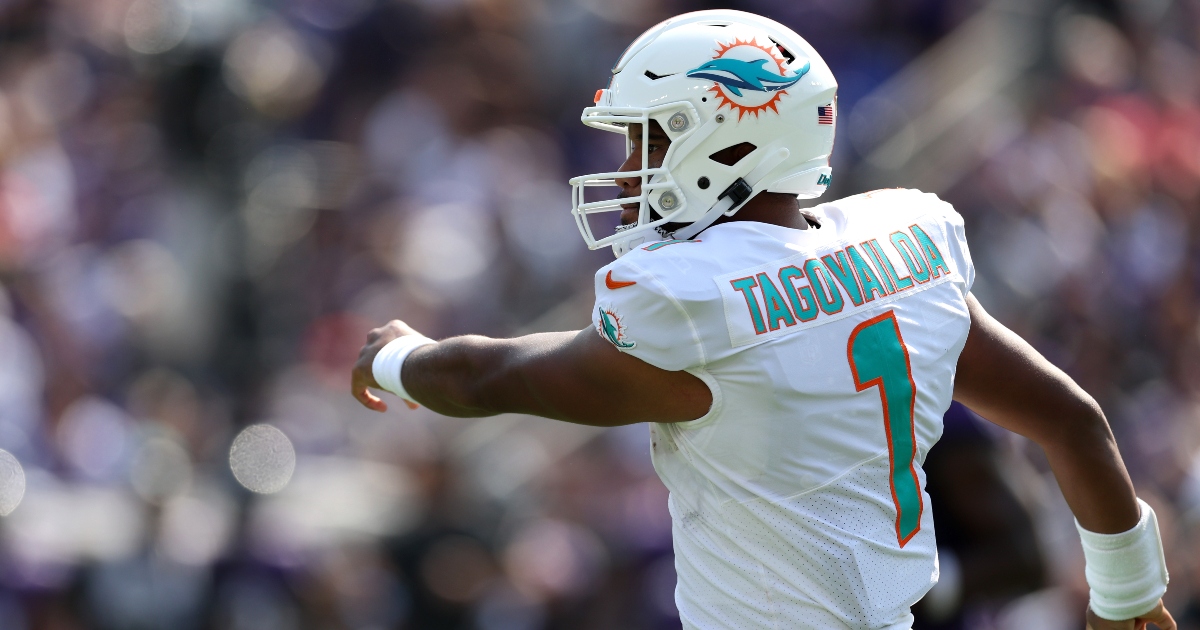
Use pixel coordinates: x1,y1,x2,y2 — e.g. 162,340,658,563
847,310,923,547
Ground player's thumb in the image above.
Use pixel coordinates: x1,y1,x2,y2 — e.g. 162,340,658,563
1135,600,1175,630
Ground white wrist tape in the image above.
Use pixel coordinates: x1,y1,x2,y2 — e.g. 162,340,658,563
372,335,436,403
1076,498,1169,621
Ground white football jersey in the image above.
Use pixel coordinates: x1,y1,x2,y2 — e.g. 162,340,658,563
591,189,974,629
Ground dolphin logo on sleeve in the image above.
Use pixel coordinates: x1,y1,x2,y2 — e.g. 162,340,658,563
597,308,636,349
686,58,809,97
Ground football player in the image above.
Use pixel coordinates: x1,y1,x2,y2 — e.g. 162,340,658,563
352,10,1174,630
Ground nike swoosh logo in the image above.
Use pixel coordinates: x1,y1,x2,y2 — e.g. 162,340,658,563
605,270,636,290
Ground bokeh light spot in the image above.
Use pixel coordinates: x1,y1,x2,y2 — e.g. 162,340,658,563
124,0,192,55
421,535,496,603
0,449,26,516
129,436,192,503
229,424,296,494
223,24,324,118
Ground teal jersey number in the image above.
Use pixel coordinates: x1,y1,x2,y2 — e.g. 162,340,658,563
847,310,923,547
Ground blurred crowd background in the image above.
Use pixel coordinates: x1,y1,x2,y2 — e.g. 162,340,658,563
0,0,1196,628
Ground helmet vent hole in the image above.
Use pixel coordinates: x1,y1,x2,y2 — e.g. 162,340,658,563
644,70,674,81
709,142,757,167
769,37,796,65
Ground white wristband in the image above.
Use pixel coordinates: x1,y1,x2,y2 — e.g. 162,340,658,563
372,335,436,403
1076,498,1169,621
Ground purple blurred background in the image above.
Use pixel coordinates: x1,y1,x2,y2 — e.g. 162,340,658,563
0,0,1196,628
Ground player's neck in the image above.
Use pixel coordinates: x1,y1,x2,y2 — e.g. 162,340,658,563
715,192,811,231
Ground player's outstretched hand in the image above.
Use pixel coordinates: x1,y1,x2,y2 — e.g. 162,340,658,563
351,319,423,413
1086,600,1175,630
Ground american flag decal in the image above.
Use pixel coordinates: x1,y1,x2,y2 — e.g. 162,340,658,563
817,104,834,125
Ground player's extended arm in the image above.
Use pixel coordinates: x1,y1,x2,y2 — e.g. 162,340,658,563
953,294,1137,533
954,294,1174,630
351,320,713,426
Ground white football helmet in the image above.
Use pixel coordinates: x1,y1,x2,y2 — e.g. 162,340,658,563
569,10,837,257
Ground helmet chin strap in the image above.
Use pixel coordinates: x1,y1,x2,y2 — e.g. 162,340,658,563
672,147,790,241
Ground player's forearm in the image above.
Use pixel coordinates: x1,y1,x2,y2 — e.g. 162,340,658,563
397,330,696,427
960,385,1138,534
1035,401,1140,534
400,332,595,422
396,335,510,418
955,294,1140,533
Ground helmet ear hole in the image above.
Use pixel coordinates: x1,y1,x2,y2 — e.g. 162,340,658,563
768,37,796,64
709,142,757,166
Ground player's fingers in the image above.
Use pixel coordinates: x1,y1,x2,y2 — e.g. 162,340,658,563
366,391,388,412
350,371,388,412
1142,603,1176,630
404,399,419,410
350,382,369,407
355,387,388,412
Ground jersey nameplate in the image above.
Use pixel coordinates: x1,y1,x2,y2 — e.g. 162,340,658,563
715,222,954,347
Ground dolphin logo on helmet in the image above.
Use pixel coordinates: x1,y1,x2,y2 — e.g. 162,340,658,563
686,58,810,97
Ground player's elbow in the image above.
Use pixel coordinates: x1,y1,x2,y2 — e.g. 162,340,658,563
1043,391,1115,452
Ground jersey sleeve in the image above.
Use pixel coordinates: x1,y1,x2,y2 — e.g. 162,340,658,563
591,258,706,372
926,192,975,294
